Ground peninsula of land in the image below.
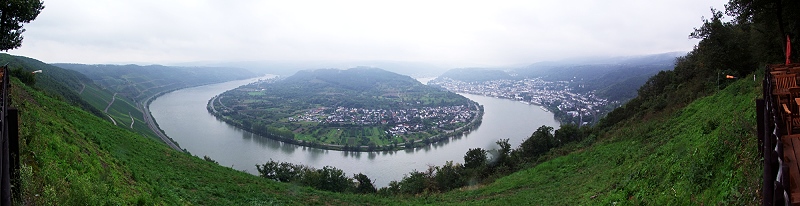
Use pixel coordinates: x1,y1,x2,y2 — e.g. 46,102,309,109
208,67,483,151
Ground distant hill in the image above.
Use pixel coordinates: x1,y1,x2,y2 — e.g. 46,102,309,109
427,53,679,104
0,54,105,117
514,52,680,81
177,60,450,77
274,67,473,109
516,52,680,102
285,67,423,93
434,68,513,83
54,64,257,102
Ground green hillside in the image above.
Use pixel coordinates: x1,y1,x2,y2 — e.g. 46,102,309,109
54,64,257,103
0,54,165,140
0,54,104,118
10,77,398,205
55,64,259,141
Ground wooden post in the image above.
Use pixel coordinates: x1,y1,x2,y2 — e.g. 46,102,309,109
0,65,9,206
762,71,775,206
758,99,765,155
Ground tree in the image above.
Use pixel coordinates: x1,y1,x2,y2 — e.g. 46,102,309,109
398,169,431,194
202,155,218,164
0,0,44,51
300,166,353,192
519,126,555,158
434,161,465,191
463,148,487,169
353,173,377,193
725,0,799,64
10,67,35,86
689,8,754,78
554,124,582,144
491,139,513,169
256,160,304,182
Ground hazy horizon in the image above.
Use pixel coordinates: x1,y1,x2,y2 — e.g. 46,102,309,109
9,0,726,68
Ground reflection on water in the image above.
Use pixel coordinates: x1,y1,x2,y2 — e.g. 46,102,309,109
150,76,559,187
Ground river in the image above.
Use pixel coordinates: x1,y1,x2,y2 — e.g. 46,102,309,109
149,76,559,187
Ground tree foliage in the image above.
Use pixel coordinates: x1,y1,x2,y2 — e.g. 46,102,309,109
725,0,799,64
256,160,363,193
463,148,487,170
519,126,556,158
433,161,465,191
10,67,35,86
354,173,377,194
0,0,44,51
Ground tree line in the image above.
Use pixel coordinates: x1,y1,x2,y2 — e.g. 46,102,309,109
255,123,591,195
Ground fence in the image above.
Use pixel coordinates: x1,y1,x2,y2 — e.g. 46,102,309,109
0,65,20,205
760,66,791,205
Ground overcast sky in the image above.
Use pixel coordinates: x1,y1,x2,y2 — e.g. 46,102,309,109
8,0,728,67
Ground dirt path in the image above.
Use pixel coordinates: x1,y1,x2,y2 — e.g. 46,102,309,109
106,114,117,125
104,93,117,113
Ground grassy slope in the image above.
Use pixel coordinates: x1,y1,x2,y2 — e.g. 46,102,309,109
426,75,761,205
0,54,159,140
76,80,156,139
11,78,397,205
56,63,258,141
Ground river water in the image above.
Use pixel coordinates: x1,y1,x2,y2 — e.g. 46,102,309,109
149,76,559,187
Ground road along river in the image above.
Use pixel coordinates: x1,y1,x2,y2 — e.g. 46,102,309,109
149,76,559,187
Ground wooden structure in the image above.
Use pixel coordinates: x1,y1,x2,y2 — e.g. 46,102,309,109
761,63,800,205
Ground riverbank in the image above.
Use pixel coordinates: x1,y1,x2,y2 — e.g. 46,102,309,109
140,75,276,152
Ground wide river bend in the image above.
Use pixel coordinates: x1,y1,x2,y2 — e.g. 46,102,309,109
149,76,559,187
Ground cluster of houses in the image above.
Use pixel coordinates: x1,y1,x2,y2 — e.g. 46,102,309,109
287,105,477,135
430,77,609,120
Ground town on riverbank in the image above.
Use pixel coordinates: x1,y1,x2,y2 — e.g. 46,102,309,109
429,77,614,125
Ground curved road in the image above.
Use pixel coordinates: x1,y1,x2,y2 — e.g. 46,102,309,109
140,94,182,151
104,93,117,113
